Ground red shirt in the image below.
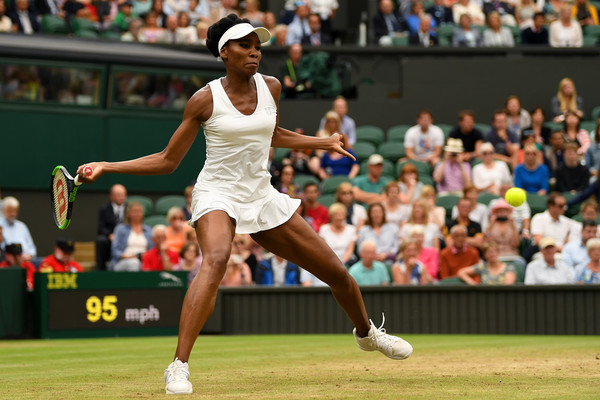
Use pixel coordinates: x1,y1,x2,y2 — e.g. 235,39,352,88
142,248,179,271
306,204,329,232
439,245,480,280
0,261,36,289
39,254,83,273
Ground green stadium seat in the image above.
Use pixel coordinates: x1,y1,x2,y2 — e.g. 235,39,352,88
418,175,435,187
436,194,460,217
592,105,600,121
581,120,597,133
505,24,521,44
353,141,377,162
437,123,453,138
356,126,384,146
294,175,320,192
583,24,600,37
144,214,168,227
561,192,580,218
272,147,288,163
474,123,491,134
321,175,351,195
127,195,154,217
72,18,99,38
477,192,499,205
41,15,69,35
317,194,336,208
360,159,395,177
525,193,547,215
438,277,465,285
378,142,406,163
544,121,563,133
396,160,432,180
392,36,409,46
387,125,411,142
155,195,186,215
583,35,598,47
437,24,455,47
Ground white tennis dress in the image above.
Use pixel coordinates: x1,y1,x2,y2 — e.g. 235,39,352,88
190,73,300,234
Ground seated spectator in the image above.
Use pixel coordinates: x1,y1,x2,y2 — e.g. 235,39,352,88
283,128,321,178
319,203,357,266
485,109,520,165
452,13,483,47
162,0,189,16
220,252,253,287
39,238,83,273
275,165,299,197
241,0,264,27
301,13,332,46
173,241,202,287
523,106,551,146
575,238,600,283
318,135,358,181
352,154,391,204
349,240,391,286
398,163,424,204
426,0,453,27
318,97,357,146
335,182,367,230
308,0,337,35
254,255,300,286
182,185,193,220
113,0,138,33
281,44,312,99
472,143,511,195
407,224,439,280
186,0,210,25
485,199,525,267
285,1,310,45
420,185,446,230
196,20,209,44
150,0,167,27
556,142,591,193
433,138,472,195
262,11,277,39
458,242,517,285
316,110,346,142
453,0,485,25
404,110,444,166
525,237,574,284
272,23,288,45
232,234,261,279
142,224,179,271
483,11,515,47
562,219,597,272
489,180,532,237
400,199,441,250
551,77,584,122
175,11,198,44
530,192,579,252
448,110,484,161
0,196,36,262
544,131,565,178
451,184,490,232
111,202,153,271
439,225,481,280
296,199,319,232
549,4,583,47
373,0,406,45
516,0,539,29
300,267,327,287
382,181,410,229
572,0,599,27
141,11,167,43
122,18,147,42
96,184,127,271
357,203,400,265
9,0,41,34
585,117,600,178
406,1,437,34
445,197,484,249
0,0,13,33
0,243,36,290
521,12,549,45
562,112,591,156
514,144,549,194
483,0,517,26
165,206,192,253
303,182,329,232
158,14,190,43
409,13,438,47
391,239,433,285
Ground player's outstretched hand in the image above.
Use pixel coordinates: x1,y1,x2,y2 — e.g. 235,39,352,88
76,162,103,184
328,133,356,161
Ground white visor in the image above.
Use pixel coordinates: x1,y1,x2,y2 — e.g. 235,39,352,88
217,23,271,55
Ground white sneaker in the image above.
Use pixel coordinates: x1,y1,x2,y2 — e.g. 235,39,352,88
353,314,413,360
164,358,193,395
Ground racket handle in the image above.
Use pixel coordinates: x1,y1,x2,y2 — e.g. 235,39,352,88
74,175,83,186
74,166,93,186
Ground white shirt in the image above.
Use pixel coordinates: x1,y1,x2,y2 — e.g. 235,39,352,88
404,124,445,161
309,0,338,19
123,230,148,257
113,202,125,223
300,268,328,287
400,223,441,248
472,161,511,192
525,258,574,284
319,223,357,261
549,20,583,47
350,203,367,228
451,203,490,232
271,257,287,286
530,211,578,248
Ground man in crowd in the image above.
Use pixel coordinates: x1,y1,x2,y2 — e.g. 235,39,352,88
301,13,332,46
97,184,128,270
404,110,444,166
561,219,597,272
445,197,484,250
0,243,36,290
318,97,357,145
142,224,179,271
525,237,573,284
0,196,36,262
303,182,329,232
254,254,300,286
439,225,480,280
349,240,390,286
448,110,484,162
39,238,83,273
352,154,390,204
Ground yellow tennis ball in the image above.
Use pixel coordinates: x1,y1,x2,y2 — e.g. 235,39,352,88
505,187,527,207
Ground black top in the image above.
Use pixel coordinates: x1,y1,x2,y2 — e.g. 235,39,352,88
556,163,591,192
449,127,485,153
521,27,549,45
445,219,482,238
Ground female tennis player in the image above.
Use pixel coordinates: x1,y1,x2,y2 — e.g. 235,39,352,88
77,14,412,395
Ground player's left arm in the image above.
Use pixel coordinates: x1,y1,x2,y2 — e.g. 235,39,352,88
264,75,355,160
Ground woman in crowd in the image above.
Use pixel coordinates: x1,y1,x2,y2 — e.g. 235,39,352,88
275,164,299,197
419,185,446,231
505,95,531,137
141,10,167,42
562,111,591,156
485,199,525,268
551,77,584,121
483,11,515,47
407,224,439,280
357,203,399,265
220,251,253,287
572,0,599,27
165,206,192,253
513,144,549,194
391,239,433,285
173,241,203,286
400,198,441,250
182,185,194,220
382,181,410,229
335,182,367,230
453,13,483,47
110,202,153,271
398,163,424,204
231,234,259,279
317,112,358,179
241,0,264,27
458,242,517,285
522,106,551,145
549,4,584,48
472,142,512,195
177,11,199,44
576,238,600,283
319,203,357,267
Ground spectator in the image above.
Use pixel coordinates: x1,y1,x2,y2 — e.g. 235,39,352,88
448,110,484,161
453,0,485,25
241,0,263,27
556,142,591,193
513,144,549,194
255,254,300,286
195,20,208,44
483,0,517,26
382,181,410,229
301,13,332,46
220,251,253,287
544,131,565,179
182,185,193,220
549,4,583,47
261,11,277,38
303,182,329,232
0,243,36,290
516,129,544,169
0,196,36,262
158,14,189,43
142,224,179,271
458,242,517,285
445,197,484,249
285,0,310,45
530,192,579,251
141,11,167,42
0,0,13,32
398,163,424,204
0,226,4,262
483,11,515,46
485,199,525,267
165,206,192,253
122,18,148,41
521,11,549,45
283,129,320,177
110,202,152,271
551,77,584,122
318,203,357,266
562,112,591,156
485,109,520,165
562,219,597,272
575,238,600,283
231,234,260,280
163,0,189,16
96,183,127,271
407,224,439,280
451,184,490,232
150,0,168,27
318,96,357,145
505,96,531,138
318,139,358,181
426,0,453,27
207,0,239,23
275,165,299,197
452,13,483,47
516,0,539,29
439,224,481,280
349,240,391,286
335,182,367,230
524,237,574,284
585,116,600,178
523,106,551,145
572,0,599,27
173,241,202,286
406,1,437,35
400,198,441,250
489,180,532,237
113,0,138,33
420,185,446,230
185,0,210,25
373,0,406,45
391,239,433,285
404,110,444,166
9,0,41,34
352,154,391,205
472,142,511,195
39,238,83,273
357,202,400,265
272,23,288,45
308,0,338,36
281,43,312,99
175,11,198,44
433,138,472,195
296,199,319,232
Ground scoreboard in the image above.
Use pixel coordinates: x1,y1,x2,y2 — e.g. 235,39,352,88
35,271,188,338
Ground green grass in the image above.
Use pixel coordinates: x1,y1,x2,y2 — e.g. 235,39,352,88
1,335,599,399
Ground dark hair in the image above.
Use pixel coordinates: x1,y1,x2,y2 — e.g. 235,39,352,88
180,241,200,258
547,192,564,207
303,182,318,192
366,202,386,227
492,108,507,121
458,110,475,121
563,111,581,131
417,109,432,119
582,219,598,229
533,11,545,19
530,106,545,118
206,14,251,57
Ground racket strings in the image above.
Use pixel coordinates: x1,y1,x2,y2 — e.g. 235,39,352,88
52,171,69,227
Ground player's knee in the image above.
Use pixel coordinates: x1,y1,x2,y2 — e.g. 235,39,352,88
203,250,229,278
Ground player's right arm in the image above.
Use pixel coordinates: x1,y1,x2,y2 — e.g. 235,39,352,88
77,87,213,183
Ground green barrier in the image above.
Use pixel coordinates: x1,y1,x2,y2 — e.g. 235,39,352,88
0,267,26,338
34,271,188,338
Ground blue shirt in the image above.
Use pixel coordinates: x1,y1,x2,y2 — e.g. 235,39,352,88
561,240,588,271
321,150,357,176
0,217,36,257
513,163,549,193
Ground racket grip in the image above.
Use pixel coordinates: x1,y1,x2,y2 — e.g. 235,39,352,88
74,175,83,186
75,166,93,186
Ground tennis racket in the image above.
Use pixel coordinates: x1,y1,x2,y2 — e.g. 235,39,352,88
50,165,92,230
